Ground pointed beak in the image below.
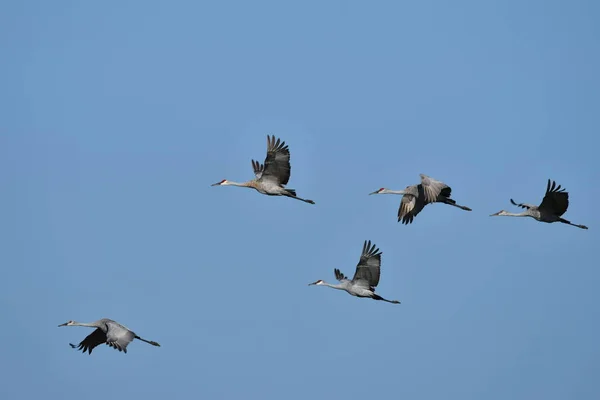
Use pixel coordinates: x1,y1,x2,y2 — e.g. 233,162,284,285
308,281,319,286
58,322,68,327
490,211,501,217
211,182,222,186
368,190,380,195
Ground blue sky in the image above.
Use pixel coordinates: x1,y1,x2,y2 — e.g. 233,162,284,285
1,1,599,399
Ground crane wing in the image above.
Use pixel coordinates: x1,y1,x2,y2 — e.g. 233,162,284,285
105,321,136,353
538,179,569,216
420,174,451,203
334,268,349,282
259,135,291,185
70,328,107,355
398,193,424,224
510,199,536,209
352,240,381,288
251,159,264,179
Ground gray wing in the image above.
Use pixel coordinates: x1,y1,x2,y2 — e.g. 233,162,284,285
251,159,264,179
420,174,451,203
352,240,382,288
334,268,349,282
510,199,536,210
538,179,569,216
105,321,136,353
259,135,291,185
70,328,107,355
398,193,425,224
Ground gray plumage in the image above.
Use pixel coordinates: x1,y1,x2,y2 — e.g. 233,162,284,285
490,179,588,229
309,240,400,304
212,135,315,204
369,173,472,224
58,318,161,355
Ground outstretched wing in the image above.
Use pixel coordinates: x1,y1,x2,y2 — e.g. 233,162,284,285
538,179,569,217
510,199,536,209
70,328,107,355
251,159,264,179
420,174,451,203
260,135,291,185
334,268,349,282
398,193,425,224
352,240,382,288
105,321,136,354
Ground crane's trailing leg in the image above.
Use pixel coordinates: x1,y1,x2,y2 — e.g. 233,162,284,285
135,335,161,346
284,189,315,204
442,198,472,211
372,293,401,304
559,218,588,230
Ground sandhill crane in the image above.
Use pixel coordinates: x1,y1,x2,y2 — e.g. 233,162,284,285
211,135,315,204
369,173,471,224
58,318,160,354
490,179,588,229
309,240,400,304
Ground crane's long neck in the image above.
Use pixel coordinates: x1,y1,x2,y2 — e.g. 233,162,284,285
502,211,531,217
224,180,252,188
381,189,406,195
71,321,99,328
321,282,346,290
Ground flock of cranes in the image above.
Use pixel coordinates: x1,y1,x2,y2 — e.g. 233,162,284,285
59,135,588,355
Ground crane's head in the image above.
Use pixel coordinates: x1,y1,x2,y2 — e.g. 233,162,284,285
369,188,386,195
490,210,508,217
58,320,75,327
211,179,229,186
308,280,324,286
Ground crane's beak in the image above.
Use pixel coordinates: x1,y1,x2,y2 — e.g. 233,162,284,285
211,182,222,186
58,322,68,327
489,211,502,216
368,190,380,195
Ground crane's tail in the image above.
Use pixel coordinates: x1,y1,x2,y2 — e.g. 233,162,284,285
372,294,401,304
135,335,161,347
284,189,315,204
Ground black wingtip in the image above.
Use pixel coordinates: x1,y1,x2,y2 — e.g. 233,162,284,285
69,343,76,349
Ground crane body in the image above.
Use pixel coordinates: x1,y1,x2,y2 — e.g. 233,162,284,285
309,240,400,304
58,318,160,354
370,173,471,224
212,135,315,204
490,179,588,229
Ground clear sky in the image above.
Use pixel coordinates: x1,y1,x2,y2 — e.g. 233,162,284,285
1,1,599,399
